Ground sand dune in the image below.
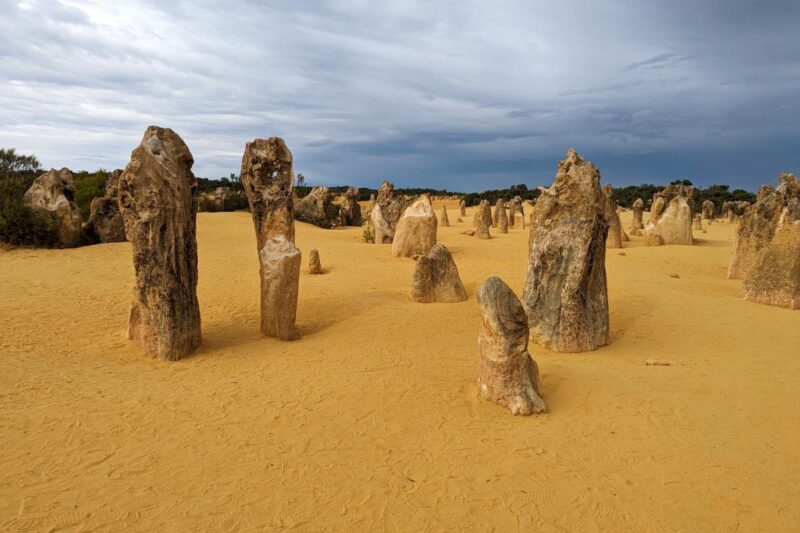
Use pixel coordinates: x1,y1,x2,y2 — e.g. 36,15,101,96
1,208,798,531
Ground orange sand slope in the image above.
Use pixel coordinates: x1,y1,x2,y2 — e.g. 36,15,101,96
1,208,798,531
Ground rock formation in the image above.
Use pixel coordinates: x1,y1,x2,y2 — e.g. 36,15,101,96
496,202,509,233
337,187,362,227
295,186,335,228
370,180,407,244
702,200,715,220
644,196,693,246
729,173,799,280
117,126,202,360
84,169,126,244
439,206,450,227
660,183,696,213
308,249,323,274
259,235,302,338
477,276,546,415
522,148,609,352
473,200,491,239
693,213,703,230
507,196,524,227
240,136,301,340
392,194,438,257
742,198,800,309
722,201,734,221
492,199,504,227
515,211,526,229
631,198,644,232
23,167,82,247
649,196,666,225
459,199,466,216
410,244,468,303
603,184,623,249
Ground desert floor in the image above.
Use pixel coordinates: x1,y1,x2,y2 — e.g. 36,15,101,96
1,205,798,532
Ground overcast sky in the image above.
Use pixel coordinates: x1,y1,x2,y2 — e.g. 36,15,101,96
1,0,798,191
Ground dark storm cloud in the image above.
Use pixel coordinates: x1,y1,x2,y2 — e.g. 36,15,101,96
1,0,798,191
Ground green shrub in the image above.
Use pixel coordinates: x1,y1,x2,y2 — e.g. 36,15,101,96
73,170,111,218
362,225,375,243
0,177,61,247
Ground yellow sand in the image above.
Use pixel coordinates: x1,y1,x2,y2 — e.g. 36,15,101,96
1,207,798,532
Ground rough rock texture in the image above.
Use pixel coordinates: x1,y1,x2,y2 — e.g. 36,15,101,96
631,198,645,230
497,202,509,233
507,196,524,228
308,249,322,274
729,173,799,280
392,194,438,257
117,126,202,360
644,196,693,246
643,230,663,246
459,199,466,217
522,149,609,353
23,167,82,247
659,183,696,213
473,200,492,239
260,235,301,338
84,169,126,244
693,214,703,230
603,184,623,249
649,196,666,225
370,180,407,244
722,201,734,221
742,199,800,309
515,212,526,229
702,200,715,220
410,244,468,303
240,137,300,340
337,187,362,227
295,186,335,228
439,206,450,227
492,199,504,227
477,276,546,415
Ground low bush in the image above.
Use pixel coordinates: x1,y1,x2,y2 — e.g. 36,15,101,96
0,176,61,247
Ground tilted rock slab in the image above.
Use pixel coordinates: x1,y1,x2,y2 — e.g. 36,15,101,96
729,173,799,279
411,243,468,303
117,126,201,360
392,194,437,257
742,199,800,309
522,148,609,353
23,167,82,247
295,186,335,228
473,200,492,239
240,137,300,340
477,276,546,415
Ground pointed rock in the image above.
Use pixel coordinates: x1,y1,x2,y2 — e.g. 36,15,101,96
522,148,609,353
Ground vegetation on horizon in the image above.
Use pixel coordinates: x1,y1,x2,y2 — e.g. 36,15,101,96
0,147,764,247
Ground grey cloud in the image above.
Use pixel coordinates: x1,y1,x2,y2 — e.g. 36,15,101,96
0,0,798,190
